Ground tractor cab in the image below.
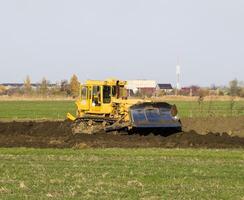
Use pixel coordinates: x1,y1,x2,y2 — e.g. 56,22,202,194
75,79,127,117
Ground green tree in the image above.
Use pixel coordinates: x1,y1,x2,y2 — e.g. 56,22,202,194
70,74,80,97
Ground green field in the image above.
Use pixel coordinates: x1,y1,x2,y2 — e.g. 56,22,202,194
0,101,75,120
0,148,243,199
170,100,244,117
0,100,243,120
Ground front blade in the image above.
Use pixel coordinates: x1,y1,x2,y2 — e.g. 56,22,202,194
129,102,181,128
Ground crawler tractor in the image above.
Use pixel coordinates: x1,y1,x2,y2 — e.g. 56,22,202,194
67,79,181,134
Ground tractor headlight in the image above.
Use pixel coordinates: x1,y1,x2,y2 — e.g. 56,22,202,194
173,115,179,120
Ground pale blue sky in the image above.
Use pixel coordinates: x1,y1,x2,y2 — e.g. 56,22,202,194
0,0,243,86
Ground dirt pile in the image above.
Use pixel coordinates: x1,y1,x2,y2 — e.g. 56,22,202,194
182,116,244,137
0,119,243,148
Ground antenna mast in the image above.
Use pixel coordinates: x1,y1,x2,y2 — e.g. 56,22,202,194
176,57,181,95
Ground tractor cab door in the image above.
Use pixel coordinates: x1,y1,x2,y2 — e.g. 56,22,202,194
100,85,113,114
90,85,102,112
79,85,90,111
102,85,111,104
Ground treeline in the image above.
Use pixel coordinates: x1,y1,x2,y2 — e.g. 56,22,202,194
1,74,80,98
0,77,243,98
228,79,244,97
178,79,244,97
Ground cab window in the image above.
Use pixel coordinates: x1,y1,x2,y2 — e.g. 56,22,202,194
81,86,87,100
103,86,111,103
112,86,117,97
92,86,101,106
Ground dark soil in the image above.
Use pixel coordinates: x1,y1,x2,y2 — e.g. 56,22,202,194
0,118,243,148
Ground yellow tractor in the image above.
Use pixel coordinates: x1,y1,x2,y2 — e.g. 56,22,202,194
67,79,181,134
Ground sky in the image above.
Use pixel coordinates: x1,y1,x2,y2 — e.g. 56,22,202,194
0,0,243,87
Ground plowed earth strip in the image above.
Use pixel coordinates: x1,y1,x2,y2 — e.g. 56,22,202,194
0,117,244,148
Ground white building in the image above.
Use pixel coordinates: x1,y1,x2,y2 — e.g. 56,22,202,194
126,80,157,92
125,80,157,97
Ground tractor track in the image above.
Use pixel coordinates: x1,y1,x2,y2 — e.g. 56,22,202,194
0,117,243,149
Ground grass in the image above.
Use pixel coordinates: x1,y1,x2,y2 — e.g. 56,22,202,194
0,148,243,199
0,100,243,120
0,101,75,120
169,100,244,117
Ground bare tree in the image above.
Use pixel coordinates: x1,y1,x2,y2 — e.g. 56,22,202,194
229,79,239,96
39,77,49,96
0,85,6,95
60,80,71,96
24,75,32,95
70,74,80,97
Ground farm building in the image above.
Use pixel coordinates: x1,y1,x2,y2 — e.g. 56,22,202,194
126,80,156,97
180,86,200,96
1,83,57,90
156,83,173,95
1,83,25,90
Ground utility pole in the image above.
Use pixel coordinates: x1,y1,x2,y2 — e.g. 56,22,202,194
176,57,181,95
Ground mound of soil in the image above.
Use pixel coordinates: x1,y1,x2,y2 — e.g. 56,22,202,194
0,120,243,148
182,116,244,137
